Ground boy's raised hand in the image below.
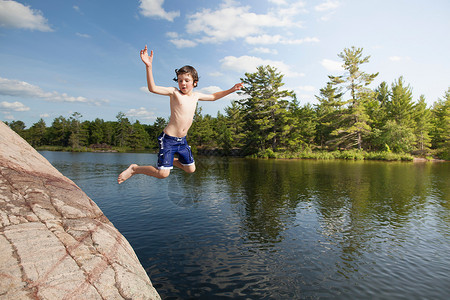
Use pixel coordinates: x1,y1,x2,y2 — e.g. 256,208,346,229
233,82,244,91
140,45,153,67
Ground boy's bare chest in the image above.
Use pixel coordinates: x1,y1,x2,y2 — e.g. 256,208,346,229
170,94,198,112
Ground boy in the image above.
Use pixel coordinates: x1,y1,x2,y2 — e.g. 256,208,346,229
118,45,243,184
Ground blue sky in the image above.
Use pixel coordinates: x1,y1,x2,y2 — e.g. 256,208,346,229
1,0,449,127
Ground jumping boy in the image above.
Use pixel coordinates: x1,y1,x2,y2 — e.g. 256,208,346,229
118,45,243,184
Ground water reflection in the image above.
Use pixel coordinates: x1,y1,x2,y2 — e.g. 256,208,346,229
40,151,450,299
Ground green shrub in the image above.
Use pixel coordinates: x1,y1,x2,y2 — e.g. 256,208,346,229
254,148,276,158
336,150,365,160
364,151,413,161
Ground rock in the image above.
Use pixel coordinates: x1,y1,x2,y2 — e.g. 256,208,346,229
0,121,160,299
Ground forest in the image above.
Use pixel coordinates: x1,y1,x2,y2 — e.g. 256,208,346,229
4,47,450,161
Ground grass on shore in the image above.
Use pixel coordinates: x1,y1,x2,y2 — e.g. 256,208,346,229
253,149,415,161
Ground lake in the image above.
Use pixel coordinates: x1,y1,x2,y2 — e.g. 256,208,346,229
39,151,450,299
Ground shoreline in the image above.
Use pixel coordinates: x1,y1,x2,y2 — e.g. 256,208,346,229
36,147,448,162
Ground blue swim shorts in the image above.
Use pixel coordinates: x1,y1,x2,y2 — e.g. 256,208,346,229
157,132,195,170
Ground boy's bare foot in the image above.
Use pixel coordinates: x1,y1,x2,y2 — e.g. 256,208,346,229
118,164,138,184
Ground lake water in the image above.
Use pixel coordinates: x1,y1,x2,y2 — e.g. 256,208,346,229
39,151,450,299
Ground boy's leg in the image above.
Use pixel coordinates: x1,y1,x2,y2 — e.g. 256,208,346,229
118,164,170,184
173,158,196,173
174,140,195,174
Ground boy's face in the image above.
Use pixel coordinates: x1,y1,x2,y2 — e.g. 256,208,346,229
177,73,197,95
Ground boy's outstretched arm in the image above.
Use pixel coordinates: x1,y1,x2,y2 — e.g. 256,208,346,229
198,83,243,101
140,45,175,96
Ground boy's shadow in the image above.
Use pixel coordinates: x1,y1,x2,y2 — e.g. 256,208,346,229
166,171,199,208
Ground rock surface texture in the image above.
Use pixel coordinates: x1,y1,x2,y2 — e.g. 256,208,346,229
0,121,160,299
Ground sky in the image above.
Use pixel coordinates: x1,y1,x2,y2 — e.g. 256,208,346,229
0,0,449,127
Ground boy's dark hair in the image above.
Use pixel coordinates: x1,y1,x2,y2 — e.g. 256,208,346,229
173,65,199,87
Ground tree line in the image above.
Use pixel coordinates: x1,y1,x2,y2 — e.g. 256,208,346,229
5,47,450,160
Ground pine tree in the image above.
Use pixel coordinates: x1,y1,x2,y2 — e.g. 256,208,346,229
27,119,47,147
89,118,105,145
144,117,167,148
366,82,390,149
69,112,88,148
115,112,131,147
387,76,416,128
48,116,70,146
290,100,316,149
378,77,417,152
328,46,378,149
189,106,215,148
103,121,116,146
431,88,450,159
128,120,150,149
314,82,344,149
224,101,245,151
413,95,432,152
215,111,233,154
7,120,26,138
239,65,295,153
381,120,416,153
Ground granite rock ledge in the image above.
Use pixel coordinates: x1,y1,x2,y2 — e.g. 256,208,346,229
0,121,160,299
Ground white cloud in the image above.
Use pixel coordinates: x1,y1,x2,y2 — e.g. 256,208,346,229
40,113,50,118
319,13,335,22
301,37,320,44
276,1,308,17
221,55,304,78
76,32,91,38
315,0,340,21
168,2,311,48
185,3,302,45
0,77,105,106
245,34,282,45
73,5,85,16
126,107,156,121
198,85,245,102
198,86,222,95
139,0,179,22
0,0,52,31
187,6,265,43
0,77,49,97
0,101,30,111
320,59,344,72
269,0,288,5
140,86,150,93
293,86,316,102
166,31,179,38
169,39,197,48
246,34,319,45
315,0,340,12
